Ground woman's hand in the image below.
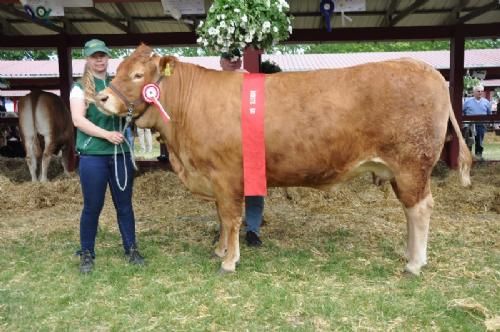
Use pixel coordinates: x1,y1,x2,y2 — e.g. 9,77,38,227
106,131,124,145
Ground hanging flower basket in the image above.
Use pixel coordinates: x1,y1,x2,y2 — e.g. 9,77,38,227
196,0,293,53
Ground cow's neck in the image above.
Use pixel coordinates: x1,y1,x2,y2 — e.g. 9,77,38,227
160,62,200,126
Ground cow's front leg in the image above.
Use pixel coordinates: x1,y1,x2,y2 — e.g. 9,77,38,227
214,202,228,258
214,197,243,273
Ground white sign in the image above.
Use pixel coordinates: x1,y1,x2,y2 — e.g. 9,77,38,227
20,0,92,17
161,0,205,17
334,0,366,12
20,0,64,17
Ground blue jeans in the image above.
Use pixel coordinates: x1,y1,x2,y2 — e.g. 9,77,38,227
79,154,136,256
475,124,486,156
245,196,264,234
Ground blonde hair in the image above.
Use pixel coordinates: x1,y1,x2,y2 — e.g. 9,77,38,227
78,63,96,107
473,85,484,92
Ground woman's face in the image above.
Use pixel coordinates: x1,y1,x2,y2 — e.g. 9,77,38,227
87,52,109,75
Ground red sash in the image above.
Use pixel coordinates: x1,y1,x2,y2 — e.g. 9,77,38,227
241,73,267,196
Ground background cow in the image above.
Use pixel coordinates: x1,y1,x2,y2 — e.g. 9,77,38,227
96,45,472,275
18,90,75,182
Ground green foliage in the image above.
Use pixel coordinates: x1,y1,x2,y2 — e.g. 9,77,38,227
196,0,293,53
491,88,500,102
463,72,481,97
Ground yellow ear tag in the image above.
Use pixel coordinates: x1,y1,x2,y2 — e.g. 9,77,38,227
164,63,173,76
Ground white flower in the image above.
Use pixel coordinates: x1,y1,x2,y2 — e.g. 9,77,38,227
263,21,271,29
245,34,252,43
234,8,240,13
288,25,293,34
196,36,203,43
198,20,203,28
228,26,235,34
208,27,217,36
241,14,247,23
219,21,226,28
273,26,278,33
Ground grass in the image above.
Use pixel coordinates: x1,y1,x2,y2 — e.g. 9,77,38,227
0,160,499,331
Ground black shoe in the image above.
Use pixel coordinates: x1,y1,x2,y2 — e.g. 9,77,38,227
126,245,145,266
245,231,262,247
79,250,94,274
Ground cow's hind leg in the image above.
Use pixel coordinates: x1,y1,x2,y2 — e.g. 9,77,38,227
60,145,72,176
391,174,433,275
39,135,54,182
214,197,243,273
23,135,39,182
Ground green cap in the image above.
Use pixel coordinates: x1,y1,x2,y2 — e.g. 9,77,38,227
84,39,111,57
221,49,242,62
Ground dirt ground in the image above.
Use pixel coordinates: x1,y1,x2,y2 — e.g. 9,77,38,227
0,156,498,256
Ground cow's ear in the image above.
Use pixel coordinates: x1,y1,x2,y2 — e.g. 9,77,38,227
159,56,177,77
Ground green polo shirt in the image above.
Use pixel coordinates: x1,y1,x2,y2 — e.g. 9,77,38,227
74,77,130,155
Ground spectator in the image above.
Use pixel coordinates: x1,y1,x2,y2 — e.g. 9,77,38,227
70,39,145,274
463,85,492,160
137,127,153,154
0,99,6,113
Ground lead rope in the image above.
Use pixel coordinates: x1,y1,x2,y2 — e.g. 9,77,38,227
114,105,138,192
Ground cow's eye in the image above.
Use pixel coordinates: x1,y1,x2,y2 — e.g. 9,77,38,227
133,73,144,79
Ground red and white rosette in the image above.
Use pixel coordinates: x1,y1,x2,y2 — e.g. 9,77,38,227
141,83,170,123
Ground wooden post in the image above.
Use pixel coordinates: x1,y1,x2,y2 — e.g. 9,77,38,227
447,25,465,169
243,46,262,73
57,38,76,171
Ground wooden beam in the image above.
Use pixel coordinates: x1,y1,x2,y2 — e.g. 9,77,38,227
62,17,80,34
114,2,139,33
0,15,21,35
381,0,399,27
0,4,64,33
456,0,498,24
390,0,430,27
447,25,465,169
1,24,499,48
4,78,60,90
82,7,128,33
444,0,469,25
0,0,159,2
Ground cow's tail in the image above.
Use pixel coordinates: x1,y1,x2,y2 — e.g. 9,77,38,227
448,106,472,187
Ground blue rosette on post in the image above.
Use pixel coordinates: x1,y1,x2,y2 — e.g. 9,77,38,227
320,0,335,32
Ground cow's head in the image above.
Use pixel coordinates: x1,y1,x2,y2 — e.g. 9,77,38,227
96,43,176,119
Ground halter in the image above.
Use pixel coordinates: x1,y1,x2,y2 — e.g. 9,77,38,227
108,76,164,123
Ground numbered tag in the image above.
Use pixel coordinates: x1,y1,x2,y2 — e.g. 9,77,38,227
141,83,170,123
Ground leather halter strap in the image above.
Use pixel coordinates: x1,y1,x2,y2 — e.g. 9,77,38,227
108,76,164,120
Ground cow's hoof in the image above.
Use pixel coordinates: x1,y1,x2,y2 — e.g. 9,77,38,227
220,261,236,273
404,263,422,276
219,267,235,274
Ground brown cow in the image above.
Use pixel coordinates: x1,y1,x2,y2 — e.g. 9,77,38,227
95,44,471,275
18,90,75,182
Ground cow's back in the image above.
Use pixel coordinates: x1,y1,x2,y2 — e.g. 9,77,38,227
262,59,450,186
